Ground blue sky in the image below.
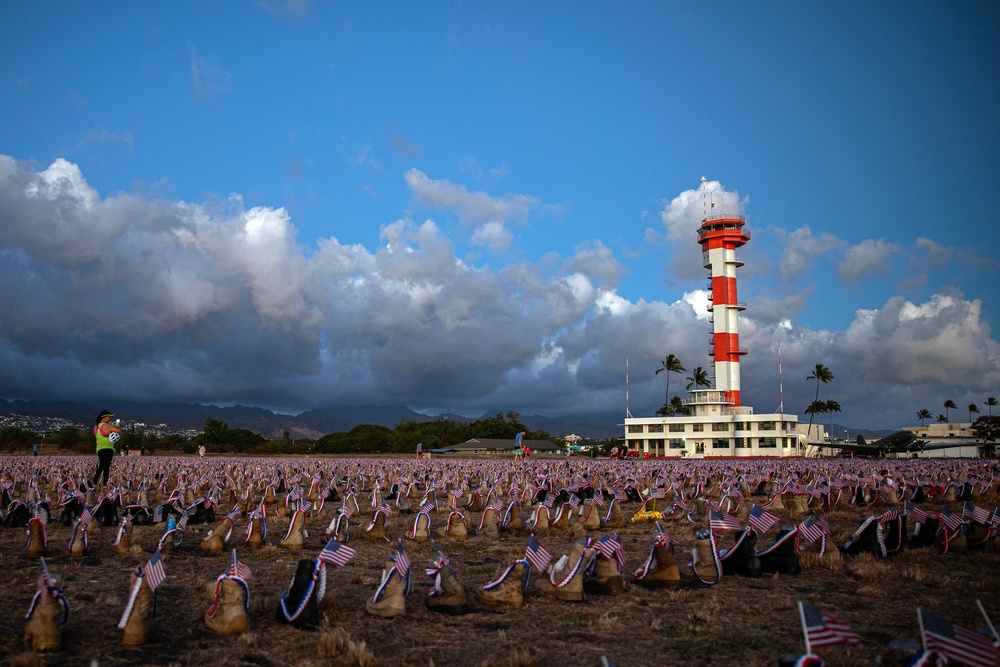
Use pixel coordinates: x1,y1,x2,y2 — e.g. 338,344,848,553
1,2,998,430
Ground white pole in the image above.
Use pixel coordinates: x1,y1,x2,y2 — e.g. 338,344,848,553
798,601,812,655
916,608,928,653
976,599,999,644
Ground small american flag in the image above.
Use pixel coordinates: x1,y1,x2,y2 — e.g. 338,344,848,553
487,497,503,514
79,505,94,527
672,498,687,512
800,602,862,648
904,501,928,524
880,508,900,523
650,487,666,500
962,502,991,525
798,516,825,545
542,496,555,509
567,495,581,508
300,499,312,513
144,549,166,592
709,510,741,532
748,505,779,534
525,534,552,571
318,539,356,568
419,502,434,515
176,511,189,532
939,506,964,532
40,557,51,588
920,609,997,667
229,549,253,580
594,534,626,569
811,512,831,535
393,540,410,578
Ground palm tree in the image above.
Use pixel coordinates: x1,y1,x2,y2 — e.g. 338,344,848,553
824,399,841,440
968,403,980,423
685,366,710,391
804,401,826,437
986,397,997,418
916,409,932,427
937,414,948,423
943,399,957,422
655,354,685,406
805,364,834,437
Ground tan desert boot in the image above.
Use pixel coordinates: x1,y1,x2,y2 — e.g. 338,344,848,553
534,542,594,602
24,572,65,652
201,516,235,553
501,502,524,531
475,561,528,609
205,577,251,635
366,556,408,617
280,510,307,549
600,500,626,530
434,511,467,541
27,517,47,559
678,529,722,585
112,521,133,556
407,511,431,542
579,500,601,531
121,574,155,645
424,552,467,615
245,514,265,549
363,509,389,541
477,507,500,536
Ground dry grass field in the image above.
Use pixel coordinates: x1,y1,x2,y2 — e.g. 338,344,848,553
1,454,998,667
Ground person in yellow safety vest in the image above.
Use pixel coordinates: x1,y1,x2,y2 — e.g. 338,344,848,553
92,410,122,487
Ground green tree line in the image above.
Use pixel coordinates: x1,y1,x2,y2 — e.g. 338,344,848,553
0,412,557,456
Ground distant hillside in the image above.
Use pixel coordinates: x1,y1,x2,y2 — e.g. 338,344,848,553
0,399,893,442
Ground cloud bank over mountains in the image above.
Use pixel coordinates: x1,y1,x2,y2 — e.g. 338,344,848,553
0,154,996,429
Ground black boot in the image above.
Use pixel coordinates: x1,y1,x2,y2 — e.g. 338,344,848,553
276,559,320,629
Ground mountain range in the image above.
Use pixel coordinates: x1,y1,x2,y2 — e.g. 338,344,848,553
0,399,894,442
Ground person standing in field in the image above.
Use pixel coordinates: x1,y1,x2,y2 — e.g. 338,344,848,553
514,430,525,461
92,410,122,487
416,442,423,459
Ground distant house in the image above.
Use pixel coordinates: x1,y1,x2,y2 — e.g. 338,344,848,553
431,438,561,454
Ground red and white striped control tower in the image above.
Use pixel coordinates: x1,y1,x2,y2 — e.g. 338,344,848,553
697,179,750,407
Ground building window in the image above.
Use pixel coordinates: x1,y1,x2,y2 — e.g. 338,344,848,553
712,439,729,449
692,424,704,432
735,438,746,448
648,424,664,433
669,439,685,449
712,422,730,432
759,421,776,431
628,424,644,434
695,442,705,454
669,423,685,432
759,437,777,448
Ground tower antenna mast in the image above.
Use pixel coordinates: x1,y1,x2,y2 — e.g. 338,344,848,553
626,353,633,418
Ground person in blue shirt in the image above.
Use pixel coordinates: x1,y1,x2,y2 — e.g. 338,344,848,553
514,430,525,461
